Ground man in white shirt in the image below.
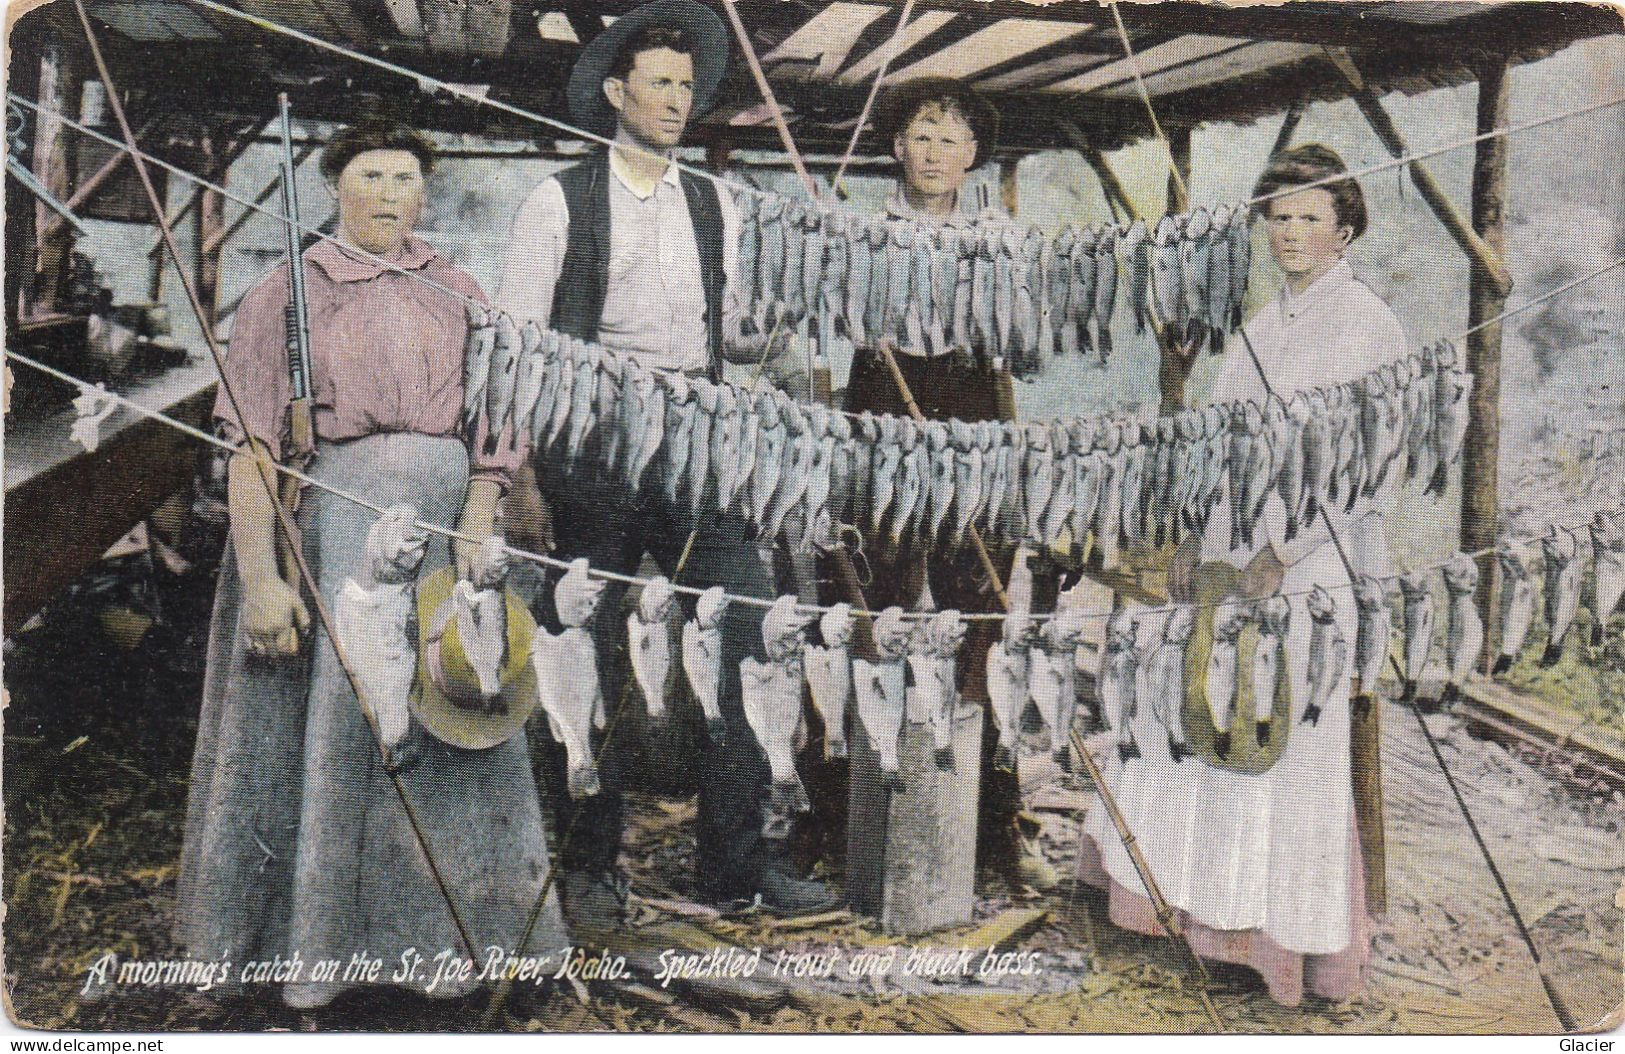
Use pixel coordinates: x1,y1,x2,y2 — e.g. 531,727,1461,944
496,0,834,930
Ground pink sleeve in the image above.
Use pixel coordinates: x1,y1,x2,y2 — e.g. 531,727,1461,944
214,267,294,458
456,276,522,492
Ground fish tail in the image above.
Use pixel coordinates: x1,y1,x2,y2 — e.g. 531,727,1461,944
1426,461,1450,497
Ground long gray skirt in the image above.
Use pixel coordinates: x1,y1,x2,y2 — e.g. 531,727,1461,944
176,432,566,1008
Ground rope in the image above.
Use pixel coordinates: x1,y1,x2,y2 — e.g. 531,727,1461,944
1108,0,1188,206
831,0,917,194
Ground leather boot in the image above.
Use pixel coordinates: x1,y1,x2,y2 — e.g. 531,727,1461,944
559,868,628,945
755,836,839,916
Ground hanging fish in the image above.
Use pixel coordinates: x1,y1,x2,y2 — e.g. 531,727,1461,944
1207,204,1234,351
1396,569,1436,702
781,200,807,319
890,428,927,546
1277,393,1308,542
1070,225,1098,358
1049,224,1079,355
741,655,811,812
1145,605,1197,761
507,321,548,455
884,219,915,342
1122,218,1151,337
843,219,873,346
1302,586,1347,726
625,365,665,491
710,384,743,512
661,374,697,505
1205,601,1247,759
764,425,813,542
1440,555,1483,707
806,603,854,760
737,190,761,305
1091,224,1118,363
541,335,576,454
1099,609,1140,761
529,330,564,449
1179,207,1212,352
564,343,600,470
534,558,608,798
910,221,940,354
865,221,892,344
1044,430,1078,549
1028,607,1086,770
1228,402,1262,549
1404,350,1438,486
628,575,677,720
750,395,787,531
1252,595,1290,745
462,306,495,438
482,311,523,456
854,607,910,788
595,352,625,472
1352,574,1394,699
1427,343,1472,496
1299,389,1334,527
1149,216,1183,338
1540,526,1581,666
926,422,957,546
684,379,716,517
908,610,966,770
682,586,729,743
1023,425,1057,544
986,627,1031,770
992,227,1019,361
1591,510,1625,646
1493,545,1537,675
1227,204,1252,331
758,194,786,316
870,414,903,536
334,505,429,751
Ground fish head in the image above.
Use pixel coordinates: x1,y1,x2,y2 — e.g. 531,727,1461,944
1185,207,1212,241
762,594,814,662
1495,546,1529,578
368,504,430,584
1094,224,1118,256
1153,215,1178,246
1213,601,1248,642
554,558,607,626
1105,608,1138,651
829,411,852,442
948,418,977,451
1055,224,1078,254
927,610,968,655
873,607,912,658
819,603,854,649
1256,595,1292,636
663,371,690,405
694,379,719,414
467,303,491,329
1442,555,1479,595
1164,605,1198,644
468,536,511,591
1398,570,1432,599
696,585,729,629
897,417,920,449
638,576,677,623
1306,586,1337,623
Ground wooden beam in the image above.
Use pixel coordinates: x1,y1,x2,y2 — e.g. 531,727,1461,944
1165,122,1190,218
29,43,80,315
1054,118,1139,223
195,132,226,333
1463,57,1512,664
201,143,317,255
1269,99,1303,158
1333,55,1514,297
44,114,163,239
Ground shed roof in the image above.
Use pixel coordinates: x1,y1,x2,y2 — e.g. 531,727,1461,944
23,0,1625,155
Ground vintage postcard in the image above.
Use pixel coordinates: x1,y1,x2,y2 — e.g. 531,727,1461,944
2,0,1623,1041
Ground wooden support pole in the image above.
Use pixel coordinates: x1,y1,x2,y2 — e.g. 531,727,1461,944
1333,61,1514,297
30,44,80,313
202,143,315,255
1054,118,1140,224
44,114,162,239
195,133,225,334
1269,100,1304,158
1463,58,1512,666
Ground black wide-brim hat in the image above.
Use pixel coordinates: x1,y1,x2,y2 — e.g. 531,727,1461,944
566,0,732,140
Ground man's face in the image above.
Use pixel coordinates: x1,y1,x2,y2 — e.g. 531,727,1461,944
894,102,978,200
605,46,695,149
332,148,425,256
1264,187,1351,282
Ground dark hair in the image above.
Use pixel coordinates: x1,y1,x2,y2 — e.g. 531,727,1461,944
875,77,1000,170
320,117,436,183
607,25,696,82
1251,143,1367,239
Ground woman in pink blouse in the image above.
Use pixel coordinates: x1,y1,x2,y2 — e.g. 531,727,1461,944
176,117,565,1013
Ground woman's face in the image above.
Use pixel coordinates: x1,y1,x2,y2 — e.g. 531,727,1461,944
1264,187,1352,285
332,148,425,256
894,102,979,201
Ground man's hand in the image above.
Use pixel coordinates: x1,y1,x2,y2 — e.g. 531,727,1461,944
454,478,503,580
1167,535,1202,603
761,343,812,402
242,574,310,657
501,465,556,557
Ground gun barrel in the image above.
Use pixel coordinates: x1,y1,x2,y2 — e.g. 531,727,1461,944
278,93,313,403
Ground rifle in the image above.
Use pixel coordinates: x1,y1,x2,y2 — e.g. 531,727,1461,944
275,92,316,590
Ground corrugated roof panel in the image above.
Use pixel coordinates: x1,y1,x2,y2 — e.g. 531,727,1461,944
886,18,1090,83
1100,40,1324,99
836,11,959,85
1040,35,1253,95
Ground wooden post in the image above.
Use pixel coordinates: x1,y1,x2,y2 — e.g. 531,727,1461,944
1054,118,1140,224
30,44,80,314
195,133,226,334
1463,58,1512,665
998,157,1020,219
1269,101,1304,158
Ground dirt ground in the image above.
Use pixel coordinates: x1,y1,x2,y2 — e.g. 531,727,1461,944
3,536,1622,1034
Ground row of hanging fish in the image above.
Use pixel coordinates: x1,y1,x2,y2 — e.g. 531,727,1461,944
461,305,1471,563
734,190,1256,374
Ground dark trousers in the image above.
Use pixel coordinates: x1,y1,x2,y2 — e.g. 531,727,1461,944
813,347,1034,866
526,457,775,901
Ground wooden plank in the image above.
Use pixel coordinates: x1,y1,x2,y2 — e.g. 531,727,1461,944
887,19,1089,84
956,907,1049,952
419,0,469,59
1097,41,1321,99
465,0,513,59
974,50,1109,92
835,11,957,85
1041,34,1250,95
380,0,425,38
763,2,888,78
3,373,217,627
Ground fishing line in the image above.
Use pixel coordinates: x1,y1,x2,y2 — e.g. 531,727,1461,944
832,0,918,195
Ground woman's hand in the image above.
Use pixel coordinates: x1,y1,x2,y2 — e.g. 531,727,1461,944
242,574,310,657
454,478,503,580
